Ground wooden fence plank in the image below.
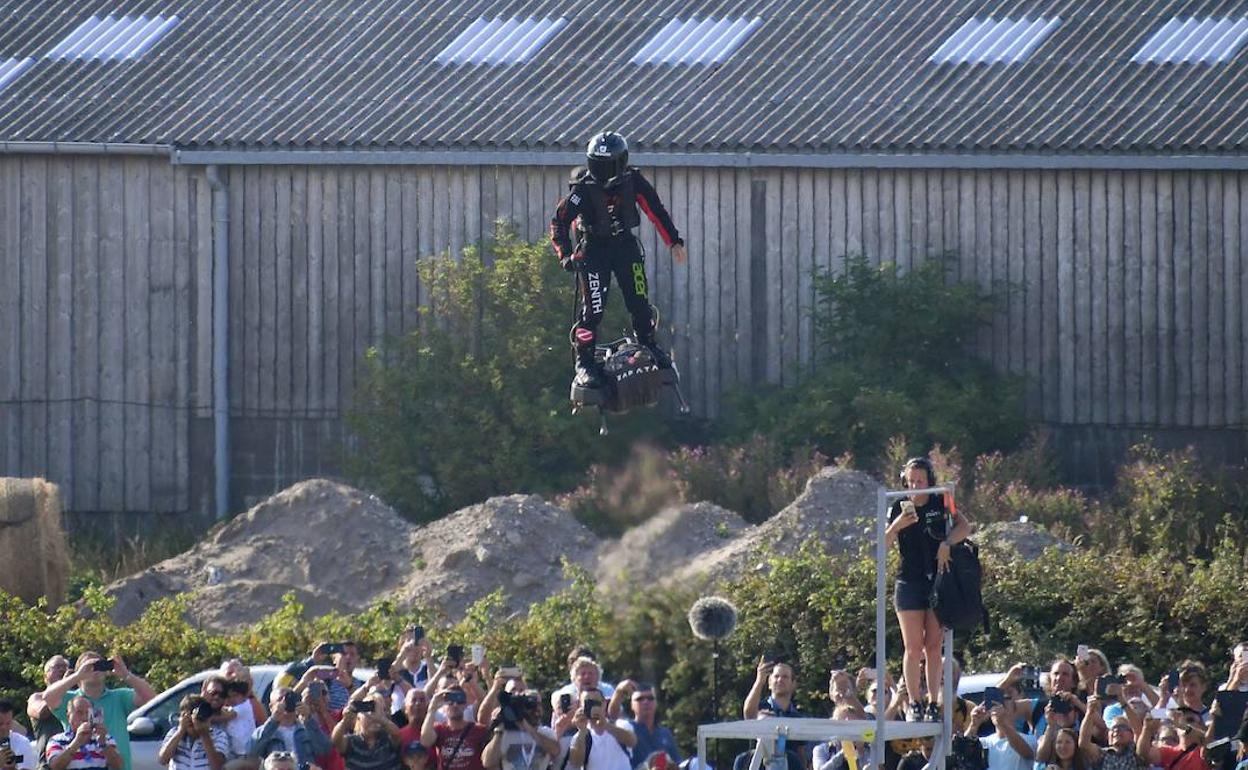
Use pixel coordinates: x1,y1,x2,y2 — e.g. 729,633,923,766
766,170,783,384
1139,172,1159,424
274,169,293,414
399,169,420,333
889,169,907,268
1105,171,1125,424
829,169,847,270
958,171,975,284
123,158,151,510
1041,171,1059,421
1225,174,1242,425
862,169,879,262
1023,170,1042,414
1007,170,1025,378
1172,172,1192,426
686,168,705,410
336,168,357,412
1081,170,1101,423
350,169,371,403
258,168,278,414
446,165,464,263
711,168,732,410
290,168,309,415
975,172,993,357
992,172,1010,374
904,168,923,267
942,169,959,258
71,159,101,510
385,169,403,343
1241,173,1248,418
322,170,342,414
735,170,753,386
1122,171,1143,424
0,162,15,473
1205,173,1225,426
47,158,75,504
305,171,324,413
879,170,896,265
1068,171,1087,423
1157,172,1176,426
1189,173,1209,427
925,169,941,257
147,163,177,511
813,169,832,365
97,162,127,508
796,168,815,370
172,166,192,510
417,167,435,312
369,169,386,349
846,169,863,257
19,158,49,479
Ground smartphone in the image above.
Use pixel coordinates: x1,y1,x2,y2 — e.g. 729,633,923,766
1167,669,1180,690
316,668,336,680
1150,706,1170,720
325,642,347,656
308,681,326,701
352,700,375,714
1076,645,1089,663
195,701,215,722
1096,677,1111,697
445,690,467,705
376,658,393,680
283,690,299,713
471,644,485,667
446,644,464,666
498,666,523,679
92,659,115,672
559,693,573,713
983,687,1003,707
408,625,425,643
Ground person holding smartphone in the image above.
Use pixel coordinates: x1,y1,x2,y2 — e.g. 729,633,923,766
964,695,1037,770
567,690,635,770
332,693,401,770
247,689,331,770
46,696,121,770
42,652,155,770
421,686,489,770
884,457,971,722
1078,695,1144,770
0,700,36,770
159,695,229,770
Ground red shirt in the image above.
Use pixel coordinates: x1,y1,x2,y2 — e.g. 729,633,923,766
1156,744,1208,770
431,722,489,770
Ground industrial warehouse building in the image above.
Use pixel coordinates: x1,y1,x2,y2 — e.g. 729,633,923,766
2,0,1247,521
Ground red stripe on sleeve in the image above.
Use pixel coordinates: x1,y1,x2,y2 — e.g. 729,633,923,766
636,193,675,247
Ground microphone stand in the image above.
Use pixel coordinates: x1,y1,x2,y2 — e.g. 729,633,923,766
713,638,722,770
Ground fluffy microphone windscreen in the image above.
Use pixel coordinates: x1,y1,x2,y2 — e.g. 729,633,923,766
688,596,739,641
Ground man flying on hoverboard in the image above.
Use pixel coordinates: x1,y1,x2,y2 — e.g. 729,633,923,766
550,131,689,393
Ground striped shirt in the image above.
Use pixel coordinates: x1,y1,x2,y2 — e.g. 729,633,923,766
159,727,229,770
46,731,116,770
342,734,401,770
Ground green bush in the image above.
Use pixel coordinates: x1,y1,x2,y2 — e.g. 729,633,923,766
718,255,1028,466
349,225,672,523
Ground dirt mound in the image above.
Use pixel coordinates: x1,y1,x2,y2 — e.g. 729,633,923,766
595,502,748,595
672,466,879,587
975,520,1074,562
398,494,598,615
106,479,417,630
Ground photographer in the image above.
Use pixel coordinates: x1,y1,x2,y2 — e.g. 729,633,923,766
1021,660,1086,735
1136,712,1212,770
159,695,229,770
1078,697,1144,770
551,657,615,726
420,685,489,770
332,692,401,770
0,700,36,770
1036,695,1084,765
247,688,331,770
46,696,122,770
480,689,558,770
28,656,70,767
44,652,155,770
567,690,635,770
964,697,1035,770
610,684,678,769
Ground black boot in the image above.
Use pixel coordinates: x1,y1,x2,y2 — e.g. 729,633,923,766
574,350,604,389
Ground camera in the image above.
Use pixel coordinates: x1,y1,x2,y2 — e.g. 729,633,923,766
497,691,539,729
559,693,573,714
581,698,602,719
445,690,467,705
1050,696,1072,715
323,642,346,656
1019,665,1040,693
195,700,215,722
446,645,464,666
352,700,375,714
1096,675,1123,697
283,690,300,713
92,659,115,672
375,658,392,680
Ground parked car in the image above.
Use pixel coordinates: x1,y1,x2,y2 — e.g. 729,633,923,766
127,664,377,770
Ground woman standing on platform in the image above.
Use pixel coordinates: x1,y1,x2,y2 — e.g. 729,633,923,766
884,457,971,723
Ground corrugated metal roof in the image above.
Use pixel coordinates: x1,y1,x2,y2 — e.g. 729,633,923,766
1,0,1247,153
630,17,763,65
434,16,567,65
929,17,1062,64
0,58,34,92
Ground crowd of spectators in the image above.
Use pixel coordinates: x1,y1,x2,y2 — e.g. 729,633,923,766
7,632,1247,770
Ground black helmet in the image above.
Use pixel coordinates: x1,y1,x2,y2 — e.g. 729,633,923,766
586,131,628,182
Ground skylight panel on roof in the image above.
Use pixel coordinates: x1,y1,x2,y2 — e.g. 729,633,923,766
434,17,566,65
1131,17,1248,63
630,17,763,66
0,57,33,92
929,17,1060,64
46,15,180,61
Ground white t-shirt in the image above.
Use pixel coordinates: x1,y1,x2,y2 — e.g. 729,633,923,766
499,727,558,770
225,701,257,758
276,724,299,753
3,730,35,770
581,723,633,770
981,731,1037,770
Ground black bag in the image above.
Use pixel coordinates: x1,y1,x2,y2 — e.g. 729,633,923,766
930,537,986,633
949,735,988,770
600,339,664,413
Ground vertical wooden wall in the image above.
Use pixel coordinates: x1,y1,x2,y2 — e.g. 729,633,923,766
2,158,1245,514
0,155,205,515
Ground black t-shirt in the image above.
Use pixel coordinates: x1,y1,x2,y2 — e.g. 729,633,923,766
888,494,952,583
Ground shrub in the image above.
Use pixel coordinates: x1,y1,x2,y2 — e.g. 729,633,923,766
668,437,829,524
349,225,671,523
717,255,1028,467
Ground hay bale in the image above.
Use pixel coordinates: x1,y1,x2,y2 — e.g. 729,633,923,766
0,478,70,604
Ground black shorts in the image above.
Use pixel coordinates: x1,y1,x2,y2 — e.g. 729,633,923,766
894,578,933,612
